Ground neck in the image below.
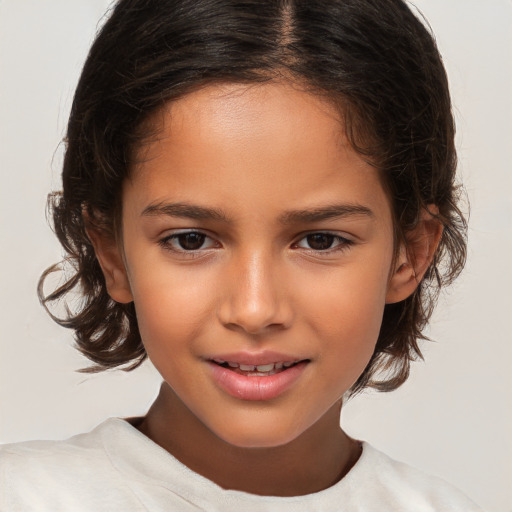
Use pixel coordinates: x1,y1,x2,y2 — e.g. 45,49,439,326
136,382,360,497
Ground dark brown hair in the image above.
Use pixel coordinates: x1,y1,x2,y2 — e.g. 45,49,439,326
39,0,466,395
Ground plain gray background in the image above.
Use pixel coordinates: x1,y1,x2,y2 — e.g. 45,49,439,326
1,1,511,511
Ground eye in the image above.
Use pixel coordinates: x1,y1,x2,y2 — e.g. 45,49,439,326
294,232,353,252
159,231,219,252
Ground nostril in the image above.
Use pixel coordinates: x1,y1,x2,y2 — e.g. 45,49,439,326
216,284,293,334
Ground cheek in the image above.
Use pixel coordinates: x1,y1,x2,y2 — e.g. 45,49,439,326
301,258,388,329
128,264,214,355
298,261,389,375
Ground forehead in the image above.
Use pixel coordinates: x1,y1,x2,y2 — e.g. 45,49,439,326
136,81,344,168
127,81,391,225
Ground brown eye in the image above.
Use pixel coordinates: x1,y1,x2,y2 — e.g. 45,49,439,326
176,232,206,250
305,233,336,250
294,232,353,254
159,231,219,253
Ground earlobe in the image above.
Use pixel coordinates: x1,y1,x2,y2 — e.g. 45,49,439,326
386,206,443,304
85,223,134,304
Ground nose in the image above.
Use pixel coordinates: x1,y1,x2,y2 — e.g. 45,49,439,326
217,249,293,335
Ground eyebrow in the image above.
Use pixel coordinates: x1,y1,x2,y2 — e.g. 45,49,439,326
278,204,374,224
141,201,374,224
142,202,230,222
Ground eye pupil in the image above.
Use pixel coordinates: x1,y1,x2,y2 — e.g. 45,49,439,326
307,233,335,250
178,233,205,250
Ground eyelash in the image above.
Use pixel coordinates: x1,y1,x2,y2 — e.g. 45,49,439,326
158,230,354,257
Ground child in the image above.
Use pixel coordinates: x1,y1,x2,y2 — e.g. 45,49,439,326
0,0,484,510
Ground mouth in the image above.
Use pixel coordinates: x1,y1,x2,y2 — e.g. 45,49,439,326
207,354,310,401
210,359,306,377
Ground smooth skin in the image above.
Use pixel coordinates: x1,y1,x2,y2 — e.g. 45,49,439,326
88,81,441,496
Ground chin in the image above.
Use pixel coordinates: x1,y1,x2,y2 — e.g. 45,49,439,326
219,432,297,449
210,417,305,449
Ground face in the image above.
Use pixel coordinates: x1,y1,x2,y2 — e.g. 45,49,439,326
114,82,400,448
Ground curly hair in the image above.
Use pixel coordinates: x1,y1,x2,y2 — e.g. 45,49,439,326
39,0,466,395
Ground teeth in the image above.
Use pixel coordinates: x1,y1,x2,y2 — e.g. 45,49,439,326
213,359,300,372
256,363,275,372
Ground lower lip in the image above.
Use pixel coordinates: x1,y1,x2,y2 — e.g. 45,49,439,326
208,361,308,401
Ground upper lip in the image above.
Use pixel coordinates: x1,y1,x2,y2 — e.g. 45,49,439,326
205,350,308,366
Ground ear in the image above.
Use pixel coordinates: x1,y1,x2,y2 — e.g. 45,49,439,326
85,221,134,304
385,205,443,304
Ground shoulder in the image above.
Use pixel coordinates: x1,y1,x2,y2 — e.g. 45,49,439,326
348,442,484,511
0,421,114,476
0,419,138,511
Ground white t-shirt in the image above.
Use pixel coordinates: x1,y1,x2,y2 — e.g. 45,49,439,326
0,418,483,511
